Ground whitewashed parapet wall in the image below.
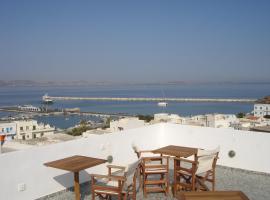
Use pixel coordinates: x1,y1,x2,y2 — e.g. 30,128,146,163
0,123,270,200
162,123,270,173
0,124,163,200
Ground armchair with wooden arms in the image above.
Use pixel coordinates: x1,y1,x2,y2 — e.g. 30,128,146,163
91,159,140,200
173,146,220,195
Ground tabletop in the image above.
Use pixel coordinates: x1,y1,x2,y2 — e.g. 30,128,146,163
152,145,198,158
176,191,250,200
44,155,107,172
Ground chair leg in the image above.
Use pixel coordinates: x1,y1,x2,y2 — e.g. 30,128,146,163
166,172,169,196
123,193,127,200
118,193,122,200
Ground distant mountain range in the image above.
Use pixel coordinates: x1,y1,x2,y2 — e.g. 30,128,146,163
0,80,270,87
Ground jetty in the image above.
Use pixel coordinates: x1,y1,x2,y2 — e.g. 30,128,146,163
49,96,256,103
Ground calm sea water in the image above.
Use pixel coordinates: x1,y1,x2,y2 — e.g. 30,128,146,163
0,84,269,128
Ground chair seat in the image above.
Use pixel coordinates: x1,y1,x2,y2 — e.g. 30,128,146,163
94,189,120,195
96,179,119,187
145,168,167,173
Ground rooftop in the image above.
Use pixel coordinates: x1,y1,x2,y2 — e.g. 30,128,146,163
1,123,270,200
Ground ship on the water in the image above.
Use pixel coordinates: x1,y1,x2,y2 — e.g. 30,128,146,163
157,102,168,107
42,94,53,104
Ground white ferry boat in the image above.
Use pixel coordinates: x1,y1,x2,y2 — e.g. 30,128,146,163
42,94,53,104
157,102,168,107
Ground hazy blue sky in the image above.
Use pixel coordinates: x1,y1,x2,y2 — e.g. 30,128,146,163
0,0,270,83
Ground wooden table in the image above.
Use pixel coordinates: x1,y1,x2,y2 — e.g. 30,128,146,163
176,191,250,200
152,145,198,158
44,155,107,200
152,145,198,195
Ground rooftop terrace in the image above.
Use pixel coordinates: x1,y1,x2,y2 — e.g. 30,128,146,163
1,123,270,200
38,165,270,200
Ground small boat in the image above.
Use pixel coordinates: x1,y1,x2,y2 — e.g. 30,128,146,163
42,94,53,104
157,102,168,107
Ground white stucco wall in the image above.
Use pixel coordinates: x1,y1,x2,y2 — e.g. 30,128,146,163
162,123,270,173
0,123,270,200
0,124,163,200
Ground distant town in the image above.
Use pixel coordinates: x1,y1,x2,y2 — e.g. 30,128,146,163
1,95,269,154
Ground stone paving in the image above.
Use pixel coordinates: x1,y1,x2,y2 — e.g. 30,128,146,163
39,165,270,200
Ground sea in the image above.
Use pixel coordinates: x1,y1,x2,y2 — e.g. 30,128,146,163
0,83,269,129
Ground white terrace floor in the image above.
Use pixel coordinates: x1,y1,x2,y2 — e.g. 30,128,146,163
39,165,270,200
1,123,270,200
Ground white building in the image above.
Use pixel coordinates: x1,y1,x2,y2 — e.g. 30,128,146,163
18,105,41,112
153,113,183,124
205,114,238,128
185,114,238,128
0,122,17,153
0,122,16,138
14,120,55,140
109,117,146,132
254,103,270,117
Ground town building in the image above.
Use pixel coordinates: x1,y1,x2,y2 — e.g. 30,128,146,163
14,120,55,140
254,104,270,117
18,105,41,112
0,122,17,139
184,114,238,128
109,117,146,132
254,96,270,117
152,113,183,124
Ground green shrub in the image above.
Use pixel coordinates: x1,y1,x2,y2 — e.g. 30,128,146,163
236,112,245,118
137,115,154,122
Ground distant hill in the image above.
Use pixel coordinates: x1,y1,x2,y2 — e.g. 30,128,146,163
256,96,270,104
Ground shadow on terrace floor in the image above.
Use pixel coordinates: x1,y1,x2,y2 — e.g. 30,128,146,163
38,165,270,200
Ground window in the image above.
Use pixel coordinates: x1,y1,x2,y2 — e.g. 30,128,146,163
260,107,262,110
33,126,36,130
20,127,23,131
26,126,29,130
10,127,13,131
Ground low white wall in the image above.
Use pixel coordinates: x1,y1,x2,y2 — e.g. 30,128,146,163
1,123,270,200
0,124,163,200
162,123,270,173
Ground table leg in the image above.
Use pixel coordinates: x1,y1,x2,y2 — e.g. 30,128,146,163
173,157,180,196
74,172,80,200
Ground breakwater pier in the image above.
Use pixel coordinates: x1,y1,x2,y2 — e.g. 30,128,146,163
49,96,256,103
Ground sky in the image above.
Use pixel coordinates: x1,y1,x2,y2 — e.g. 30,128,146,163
0,0,270,83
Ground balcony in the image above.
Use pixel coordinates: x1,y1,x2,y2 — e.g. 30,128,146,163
1,123,270,200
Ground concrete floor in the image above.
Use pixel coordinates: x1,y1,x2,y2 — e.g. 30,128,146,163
38,165,270,200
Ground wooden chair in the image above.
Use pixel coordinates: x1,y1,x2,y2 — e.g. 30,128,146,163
91,159,140,200
174,146,219,195
132,144,163,188
141,156,170,197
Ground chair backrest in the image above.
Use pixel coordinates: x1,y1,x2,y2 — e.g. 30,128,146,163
196,146,220,175
125,159,140,187
132,143,155,158
197,146,220,157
